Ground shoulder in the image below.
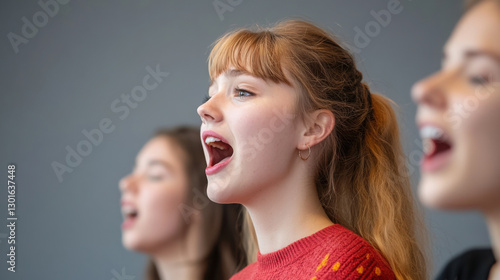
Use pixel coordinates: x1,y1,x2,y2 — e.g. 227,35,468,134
311,225,396,279
436,248,495,280
229,262,257,280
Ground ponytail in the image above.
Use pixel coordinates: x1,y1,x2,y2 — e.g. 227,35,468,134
209,19,428,280
323,88,428,280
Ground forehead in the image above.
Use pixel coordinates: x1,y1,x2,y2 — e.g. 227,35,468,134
136,137,185,168
445,1,500,57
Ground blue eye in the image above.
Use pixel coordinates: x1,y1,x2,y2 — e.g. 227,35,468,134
234,88,254,99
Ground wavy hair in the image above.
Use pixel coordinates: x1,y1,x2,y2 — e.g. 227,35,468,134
145,126,247,280
208,20,428,280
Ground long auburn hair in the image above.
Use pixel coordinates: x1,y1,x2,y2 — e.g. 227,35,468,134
208,20,428,280
145,126,247,280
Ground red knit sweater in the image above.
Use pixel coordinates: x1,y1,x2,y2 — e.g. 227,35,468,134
230,224,395,280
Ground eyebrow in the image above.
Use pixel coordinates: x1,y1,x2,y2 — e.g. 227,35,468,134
458,50,500,63
147,159,173,170
465,50,500,63
209,69,252,88
133,159,173,172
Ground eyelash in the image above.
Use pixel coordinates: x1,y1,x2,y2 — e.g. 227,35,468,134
147,175,163,181
203,88,255,103
468,75,489,86
233,88,254,99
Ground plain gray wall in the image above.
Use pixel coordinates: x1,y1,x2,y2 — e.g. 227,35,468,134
0,0,491,279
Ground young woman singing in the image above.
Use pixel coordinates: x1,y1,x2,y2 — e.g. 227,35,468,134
198,19,427,279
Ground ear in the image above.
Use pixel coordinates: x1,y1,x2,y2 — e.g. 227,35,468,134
298,109,335,149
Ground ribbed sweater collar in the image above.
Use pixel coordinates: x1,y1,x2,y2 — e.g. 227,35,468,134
256,224,341,271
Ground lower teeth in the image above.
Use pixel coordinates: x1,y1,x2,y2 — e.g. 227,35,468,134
423,139,436,155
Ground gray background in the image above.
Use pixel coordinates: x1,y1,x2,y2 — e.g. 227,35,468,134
0,0,491,279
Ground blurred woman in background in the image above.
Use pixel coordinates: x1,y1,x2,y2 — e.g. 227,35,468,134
412,0,500,278
119,126,246,280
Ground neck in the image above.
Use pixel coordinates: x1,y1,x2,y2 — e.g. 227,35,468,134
150,239,207,280
243,160,333,254
485,208,500,280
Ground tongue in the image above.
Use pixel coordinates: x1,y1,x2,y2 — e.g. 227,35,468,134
431,139,451,157
213,144,233,165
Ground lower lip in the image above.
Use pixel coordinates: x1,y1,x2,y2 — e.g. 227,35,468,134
121,217,137,229
421,149,452,172
206,156,233,175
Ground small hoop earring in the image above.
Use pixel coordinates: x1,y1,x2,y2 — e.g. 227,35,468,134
299,144,311,161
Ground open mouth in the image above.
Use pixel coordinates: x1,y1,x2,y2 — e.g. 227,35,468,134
121,205,138,228
123,208,138,219
421,126,452,158
205,136,234,168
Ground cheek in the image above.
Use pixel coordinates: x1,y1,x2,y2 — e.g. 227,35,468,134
139,183,188,238
145,188,183,220
239,104,296,147
459,92,500,205
208,99,299,203
425,90,500,209
463,86,500,135
233,106,297,178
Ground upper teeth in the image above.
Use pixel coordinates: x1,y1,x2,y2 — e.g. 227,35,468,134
420,125,450,155
205,136,228,150
420,126,445,140
205,136,221,144
122,206,137,217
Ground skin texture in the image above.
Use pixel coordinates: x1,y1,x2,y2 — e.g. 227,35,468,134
199,69,301,204
119,136,205,280
412,1,500,278
198,67,335,254
413,0,500,212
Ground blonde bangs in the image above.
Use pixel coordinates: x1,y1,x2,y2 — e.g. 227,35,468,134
208,29,291,85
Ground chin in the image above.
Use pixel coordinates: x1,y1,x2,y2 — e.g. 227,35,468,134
122,235,139,251
122,233,148,253
419,187,443,209
207,177,251,204
207,181,232,203
418,176,453,209
418,176,473,210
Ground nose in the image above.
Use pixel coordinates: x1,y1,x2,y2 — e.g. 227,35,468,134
411,71,448,109
197,95,223,125
119,174,136,193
